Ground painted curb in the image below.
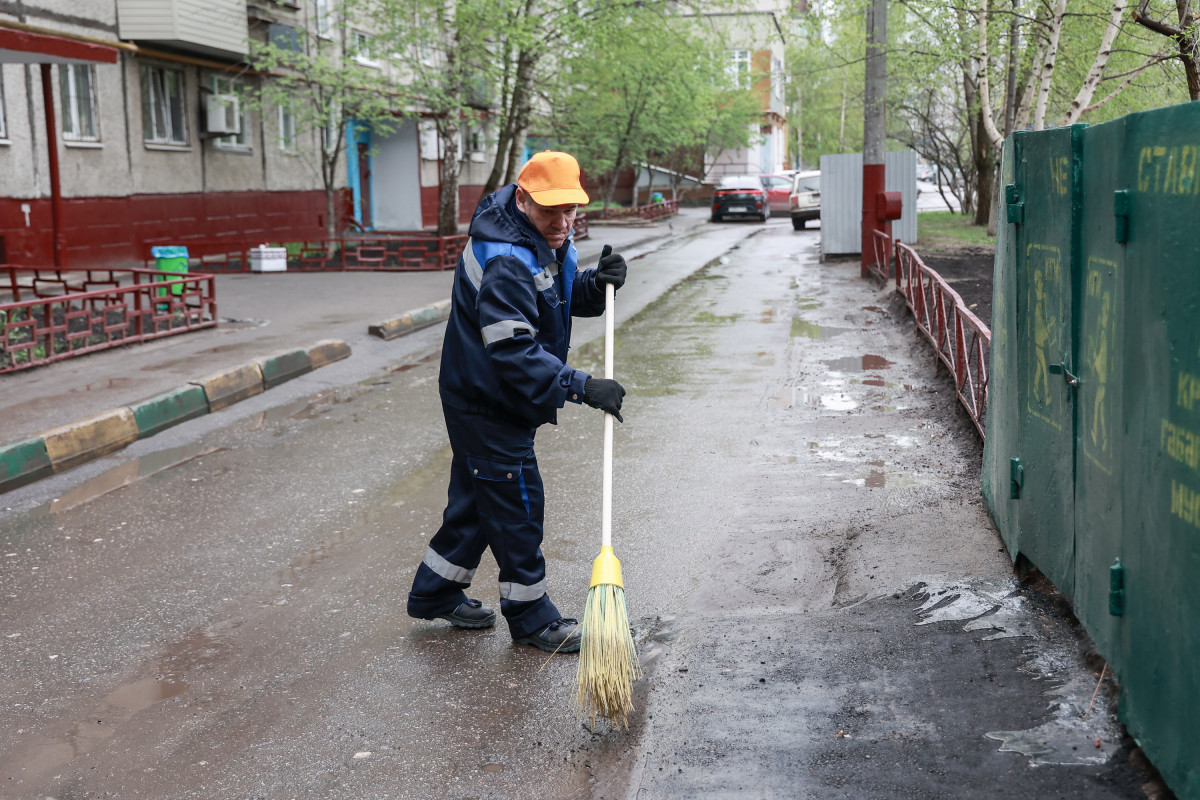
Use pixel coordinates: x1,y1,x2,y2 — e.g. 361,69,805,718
255,348,313,390
42,408,139,473
190,363,265,411
0,339,350,493
368,299,451,341
309,339,351,368
0,437,54,493
131,385,211,440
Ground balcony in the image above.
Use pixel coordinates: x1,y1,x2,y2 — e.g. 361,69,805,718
117,0,250,61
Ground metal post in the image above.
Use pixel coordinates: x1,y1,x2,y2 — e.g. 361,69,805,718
39,63,67,268
862,0,887,277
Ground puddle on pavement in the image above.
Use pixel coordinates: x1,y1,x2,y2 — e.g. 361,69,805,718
16,622,236,781
790,318,854,339
823,354,895,372
29,443,222,516
842,470,923,489
266,396,330,424
694,310,741,324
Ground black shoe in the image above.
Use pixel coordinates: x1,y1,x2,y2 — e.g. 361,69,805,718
434,599,496,629
514,618,581,653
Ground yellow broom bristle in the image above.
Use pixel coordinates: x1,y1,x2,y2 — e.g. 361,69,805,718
573,583,642,728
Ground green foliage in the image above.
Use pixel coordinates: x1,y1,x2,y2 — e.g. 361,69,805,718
246,0,410,236
787,0,1194,224
551,6,762,206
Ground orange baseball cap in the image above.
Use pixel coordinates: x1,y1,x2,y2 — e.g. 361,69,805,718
517,151,590,207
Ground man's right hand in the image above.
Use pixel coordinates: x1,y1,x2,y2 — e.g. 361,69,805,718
583,377,626,422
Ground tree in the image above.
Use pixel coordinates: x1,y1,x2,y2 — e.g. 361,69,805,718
787,0,1192,230
551,7,761,211
372,0,499,235
248,2,408,240
475,0,736,199
1131,0,1200,99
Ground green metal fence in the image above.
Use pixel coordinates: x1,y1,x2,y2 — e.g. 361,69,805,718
983,104,1200,800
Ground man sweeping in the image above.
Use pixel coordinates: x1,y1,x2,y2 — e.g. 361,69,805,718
406,151,628,653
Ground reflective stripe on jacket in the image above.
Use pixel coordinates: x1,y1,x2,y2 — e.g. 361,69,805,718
438,184,606,427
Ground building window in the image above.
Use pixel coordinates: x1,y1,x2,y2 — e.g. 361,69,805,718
0,74,7,140
269,23,304,54
278,103,296,151
316,0,332,38
60,64,99,142
211,76,251,151
728,50,751,90
141,63,188,146
773,57,784,101
353,31,378,66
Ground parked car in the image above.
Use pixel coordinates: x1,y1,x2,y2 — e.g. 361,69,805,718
711,175,770,223
760,173,794,214
789,170,821,230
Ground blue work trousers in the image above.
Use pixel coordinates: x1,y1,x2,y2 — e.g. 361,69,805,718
407,405,562,638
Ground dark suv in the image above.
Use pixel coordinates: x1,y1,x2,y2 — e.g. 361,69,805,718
711,175,769,223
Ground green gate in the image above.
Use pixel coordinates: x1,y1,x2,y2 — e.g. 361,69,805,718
983,104,1200,800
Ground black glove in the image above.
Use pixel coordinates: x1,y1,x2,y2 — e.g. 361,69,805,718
583,377,626,422
595,244,627,290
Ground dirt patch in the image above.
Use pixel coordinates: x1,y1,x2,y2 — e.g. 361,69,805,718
917,245,996,329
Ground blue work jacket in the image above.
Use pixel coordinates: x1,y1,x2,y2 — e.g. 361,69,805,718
438,184,606,427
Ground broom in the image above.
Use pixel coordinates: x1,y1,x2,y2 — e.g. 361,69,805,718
574,280,642,728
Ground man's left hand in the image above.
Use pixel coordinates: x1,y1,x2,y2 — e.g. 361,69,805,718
595,244,627,290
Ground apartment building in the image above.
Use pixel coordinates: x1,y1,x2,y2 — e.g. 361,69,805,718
700,3,790,179
0,0,492,269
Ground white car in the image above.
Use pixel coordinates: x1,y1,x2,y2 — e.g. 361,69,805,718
789,171,821,230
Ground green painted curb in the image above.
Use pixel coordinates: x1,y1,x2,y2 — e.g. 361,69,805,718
131,385,211,439
0,437,53,493
256,349,313,389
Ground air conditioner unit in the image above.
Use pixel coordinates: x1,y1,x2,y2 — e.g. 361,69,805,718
206,94,241,135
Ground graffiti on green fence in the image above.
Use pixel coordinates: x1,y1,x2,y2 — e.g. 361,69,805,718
1178,369,1200,412
1171,479,1200,529
1162,420,1200,472
1084,257,1118,473
1137,145,1199,195
1050,155,1071,196
1025,243,1064,427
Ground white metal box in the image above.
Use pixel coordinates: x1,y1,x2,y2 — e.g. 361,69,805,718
250,246,287,273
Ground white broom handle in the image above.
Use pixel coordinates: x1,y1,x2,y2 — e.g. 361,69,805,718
602,281,615,549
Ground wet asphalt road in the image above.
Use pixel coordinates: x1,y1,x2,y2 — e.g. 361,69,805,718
0,219,1158,799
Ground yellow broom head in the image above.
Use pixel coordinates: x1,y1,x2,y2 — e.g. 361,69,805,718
589,545,623,588
574,548,642,728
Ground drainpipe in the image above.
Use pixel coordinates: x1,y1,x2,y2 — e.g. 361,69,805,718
39,63,66,268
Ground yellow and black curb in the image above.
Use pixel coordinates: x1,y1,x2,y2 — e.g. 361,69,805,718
368,299,451,341
0,339,350,494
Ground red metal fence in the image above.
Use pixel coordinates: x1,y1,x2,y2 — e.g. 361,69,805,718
1,265,217,374
890,242,991,439
142,234,470,274
868,229,893,284
586,199,680,222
